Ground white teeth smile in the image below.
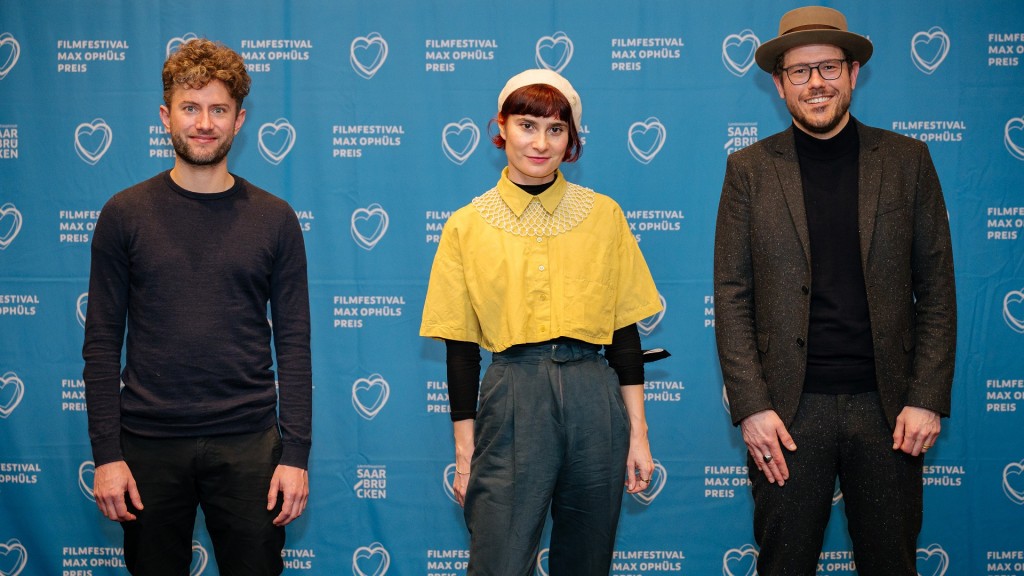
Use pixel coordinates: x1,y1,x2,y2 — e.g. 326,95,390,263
807,96,830,104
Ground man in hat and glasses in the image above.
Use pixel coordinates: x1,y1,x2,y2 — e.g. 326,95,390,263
714,6,956,574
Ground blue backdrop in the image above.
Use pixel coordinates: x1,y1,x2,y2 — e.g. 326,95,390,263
1,1,1023,575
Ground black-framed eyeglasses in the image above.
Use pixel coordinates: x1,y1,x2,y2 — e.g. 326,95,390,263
781,59,846,85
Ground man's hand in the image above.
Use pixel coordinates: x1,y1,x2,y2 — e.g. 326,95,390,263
94,461,143,522
893,406,941,456
740,409,797,486
268,464,309,526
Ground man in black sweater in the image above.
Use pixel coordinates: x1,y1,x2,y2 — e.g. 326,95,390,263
83,39,311,576
714,6,956,575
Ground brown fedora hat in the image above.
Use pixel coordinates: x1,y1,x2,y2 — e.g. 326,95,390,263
754,5,873,73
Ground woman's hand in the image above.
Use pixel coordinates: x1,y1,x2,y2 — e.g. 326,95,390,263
620,384,654,494
625,430,654,494
452,419,475,507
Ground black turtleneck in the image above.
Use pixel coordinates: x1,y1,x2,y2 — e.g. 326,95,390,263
514,179,556,195
793,119,877,395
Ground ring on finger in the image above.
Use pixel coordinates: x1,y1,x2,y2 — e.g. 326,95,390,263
762,453,773,463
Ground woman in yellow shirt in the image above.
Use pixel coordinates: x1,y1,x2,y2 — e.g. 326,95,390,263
421,68,662,574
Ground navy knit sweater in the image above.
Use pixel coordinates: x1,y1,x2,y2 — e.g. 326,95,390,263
83,171,312,468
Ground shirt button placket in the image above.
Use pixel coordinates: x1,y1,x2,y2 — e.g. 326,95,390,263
530,233,552,338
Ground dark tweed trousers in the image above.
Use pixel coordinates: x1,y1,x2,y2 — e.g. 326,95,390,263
750,391,923,576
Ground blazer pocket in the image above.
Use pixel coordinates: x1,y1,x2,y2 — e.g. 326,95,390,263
877,195,912,217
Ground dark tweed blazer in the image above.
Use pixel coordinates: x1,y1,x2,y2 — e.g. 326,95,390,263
713,121,956,429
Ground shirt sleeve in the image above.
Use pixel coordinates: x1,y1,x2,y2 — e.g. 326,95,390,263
611,206,663,329
270,207,313,469
421,214,483,344
82,199,130,466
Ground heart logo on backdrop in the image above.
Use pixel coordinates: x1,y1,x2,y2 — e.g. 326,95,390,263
722,544,758,576
1003,288,1024,333
190,541,208,576
627,117,667,164
535,32,574,73
0,372,25,419
78,461,95,502
1003,459,1024,505
0,203,23,250
0,539,27,576
916,544,949,576
910,27,950,75
534,548,549,576
353,542,390,576
76,292,88,328
1004,117,1024,161
74,118,113,165
441,118,480,165
722,30,760,77
636,294,667,336
350,33,388,79
350,204,389,251
630,459,667,505
257,118,296,165
352,373,390,420
832,485,844,506
0,33,21,81
442,463,458,504
165,32,197,58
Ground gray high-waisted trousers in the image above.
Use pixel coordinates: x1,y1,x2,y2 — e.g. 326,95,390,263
464,340,631,576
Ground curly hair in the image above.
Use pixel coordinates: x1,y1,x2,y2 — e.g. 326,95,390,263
162,38,250,107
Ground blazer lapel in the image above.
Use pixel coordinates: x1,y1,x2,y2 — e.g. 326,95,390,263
857,122,884,273
771,128,812,267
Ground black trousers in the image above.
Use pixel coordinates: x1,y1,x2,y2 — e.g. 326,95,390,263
750,392,923,576
121,426,285,576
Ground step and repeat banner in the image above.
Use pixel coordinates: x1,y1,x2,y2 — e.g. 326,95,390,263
1,1,1023,574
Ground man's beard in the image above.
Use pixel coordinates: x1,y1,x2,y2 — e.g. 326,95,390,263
788,89,851,136
171,131,234,166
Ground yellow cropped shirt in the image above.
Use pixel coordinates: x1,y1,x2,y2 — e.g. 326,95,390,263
421,169,662,353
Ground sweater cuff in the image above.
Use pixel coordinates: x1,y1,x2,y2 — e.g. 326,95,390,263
279,442,311,470
91,437,124,468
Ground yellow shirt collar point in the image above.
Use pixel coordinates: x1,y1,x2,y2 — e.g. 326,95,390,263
497,168,567,217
